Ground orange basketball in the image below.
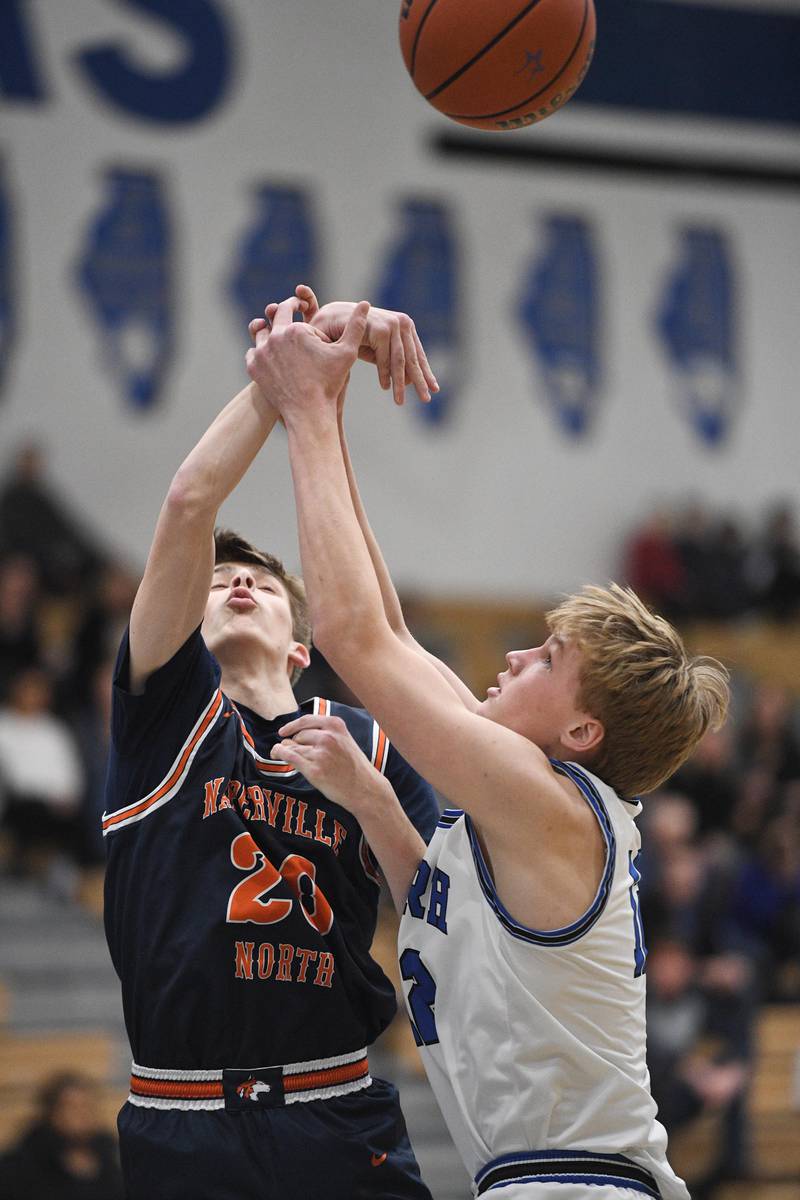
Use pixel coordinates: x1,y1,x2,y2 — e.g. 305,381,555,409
398,0,596,131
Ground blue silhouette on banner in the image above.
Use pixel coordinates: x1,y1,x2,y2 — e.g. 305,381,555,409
77,168,173,410
0,161,14,399
518,215,601,438
228,186,318,336
374,200,460,425
657,227,738,447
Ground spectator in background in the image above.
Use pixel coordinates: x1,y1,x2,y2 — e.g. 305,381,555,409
701,516,751,621
725,814,800,999
0,666,84,888
0,554,42,701
0,441,107,598
0,1072,124,1200
669,726,739,839
68,563,137,709
646,939,752,1196
72,658,114,865
672,499,718,620
748,502,800,622
737,681,800,785
623,506,687,621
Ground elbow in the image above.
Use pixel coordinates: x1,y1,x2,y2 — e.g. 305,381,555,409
312,615,356,663
313,609,384,672
165,468,215,521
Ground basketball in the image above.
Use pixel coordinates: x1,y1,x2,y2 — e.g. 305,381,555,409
399,0,596,131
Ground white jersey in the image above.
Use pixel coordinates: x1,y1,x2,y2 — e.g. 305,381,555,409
397,760,689,1200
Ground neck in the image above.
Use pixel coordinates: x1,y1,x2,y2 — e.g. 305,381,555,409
218,658,298,722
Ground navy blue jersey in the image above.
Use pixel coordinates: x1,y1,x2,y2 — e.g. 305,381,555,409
103,627,439,1069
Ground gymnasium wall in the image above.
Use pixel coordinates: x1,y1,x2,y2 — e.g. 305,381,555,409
2,0,799,599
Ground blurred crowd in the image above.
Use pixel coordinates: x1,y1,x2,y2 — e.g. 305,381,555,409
623,500,800,623
0,1073,125,1200
616,500,800,1194
0,445,798,1197
0,443,136,893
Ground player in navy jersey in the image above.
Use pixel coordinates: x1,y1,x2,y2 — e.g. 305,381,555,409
102,299,441,1200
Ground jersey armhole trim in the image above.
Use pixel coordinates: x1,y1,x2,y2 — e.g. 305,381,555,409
102,686,224,835
464,762,616,946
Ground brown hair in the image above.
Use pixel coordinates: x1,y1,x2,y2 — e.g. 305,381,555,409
546,583,729,797
214,528,310,684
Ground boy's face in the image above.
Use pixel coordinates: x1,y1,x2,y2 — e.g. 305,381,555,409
202,561,297,667
480,633,597,758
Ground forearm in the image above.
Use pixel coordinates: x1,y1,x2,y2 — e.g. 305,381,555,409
285,411,389,655
338,410,407,637
358,781,427,914
170,381,279,513
128,381,279,690
338,408,479,710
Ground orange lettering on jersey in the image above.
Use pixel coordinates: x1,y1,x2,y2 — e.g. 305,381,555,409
282,796,296,833
265,790,282,826
234,940,255,980
331,819,348,856
276,943,294,981
247,785,266,822
233,941,334,987
314,951,335,988
314,810,333,847
227,780,243,808
257,942,275,980
294,800,313,839
202,777,225,819
295,947,317,983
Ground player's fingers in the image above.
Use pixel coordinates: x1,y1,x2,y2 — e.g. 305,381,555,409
279,729,329,749
270,296,303,327
249,317,268,343
411,326,439,392
278,714,344,737
337,301,370,361
295,284,320,320
390,324,406,406
270,740,309,767
401,324,431,403
373,334,392,391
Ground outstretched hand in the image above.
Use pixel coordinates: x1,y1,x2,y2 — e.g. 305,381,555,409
251,285,438,407
245,296,370,424
273,713,392,817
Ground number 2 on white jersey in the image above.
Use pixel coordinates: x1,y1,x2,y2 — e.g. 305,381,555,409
400,947,439,1046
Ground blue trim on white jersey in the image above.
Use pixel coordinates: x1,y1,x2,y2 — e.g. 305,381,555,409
436,808,463,829
476,1149,661,1198
461,761,616,947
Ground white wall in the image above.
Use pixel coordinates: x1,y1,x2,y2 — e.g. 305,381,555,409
2,0,799,598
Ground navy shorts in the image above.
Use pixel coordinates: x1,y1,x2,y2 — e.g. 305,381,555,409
118,1077,433,1200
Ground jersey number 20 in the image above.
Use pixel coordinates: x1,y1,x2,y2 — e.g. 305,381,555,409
226,832,334,935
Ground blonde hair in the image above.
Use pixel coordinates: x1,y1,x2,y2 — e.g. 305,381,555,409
546,583,729,798
214,528,310,685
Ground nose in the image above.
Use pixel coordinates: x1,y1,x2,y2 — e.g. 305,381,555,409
506,647,539,673
230,569,255,589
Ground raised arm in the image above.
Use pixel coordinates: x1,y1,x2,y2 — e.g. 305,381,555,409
245,303,582,872
128,370,282,693
270,287,480,710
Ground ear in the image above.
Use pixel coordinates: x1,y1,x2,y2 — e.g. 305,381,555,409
287,641,311,676
562,714,604,756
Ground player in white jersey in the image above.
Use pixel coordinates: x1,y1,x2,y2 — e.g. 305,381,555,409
245,289,730,1200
